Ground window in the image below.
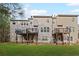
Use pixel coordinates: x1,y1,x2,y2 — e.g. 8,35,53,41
35,28,37,31
24,23,26,25
30,22,32,24
21,23,23,25
34,28,37,31
32,28,34,31
47,27,49,29
57,25,63,27
71,36,73,41
13,22,16,25
34,25,38,27
44,27,46,32
47,29,49,32
42,38,48,40
42,36,48,41
41,27,50,32
44,29,46,32
47,27,49,32
44,27,46,29
41,27,43,32
27,23,28,25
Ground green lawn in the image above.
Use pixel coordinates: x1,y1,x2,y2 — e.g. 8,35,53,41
0,43,79,56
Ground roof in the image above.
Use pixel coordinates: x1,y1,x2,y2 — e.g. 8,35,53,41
11,20,28,21
57,14,79,17
11,18,33,21
31,16,52,18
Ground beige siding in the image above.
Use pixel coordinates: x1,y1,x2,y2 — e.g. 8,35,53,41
10,15,78,43
54,16,78,43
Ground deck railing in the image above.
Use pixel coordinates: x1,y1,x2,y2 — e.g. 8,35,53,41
52,28,70,34
15,28,38,35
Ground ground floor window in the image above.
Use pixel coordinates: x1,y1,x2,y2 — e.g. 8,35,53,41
42,36,48,41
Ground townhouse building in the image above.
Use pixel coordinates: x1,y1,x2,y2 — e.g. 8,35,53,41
10,14,78,44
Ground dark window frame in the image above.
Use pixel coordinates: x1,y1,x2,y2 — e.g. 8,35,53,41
41,27,43,32
57,25,63,27
12,21,16,25
47,27,49,32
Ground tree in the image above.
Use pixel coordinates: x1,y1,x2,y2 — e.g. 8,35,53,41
0,3,24,42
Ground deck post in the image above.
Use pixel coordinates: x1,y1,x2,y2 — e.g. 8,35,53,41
62,28,64,45
36,34,38,45
27,33,29,45
16,33,18,43
56,32,57,45
22,35,23,43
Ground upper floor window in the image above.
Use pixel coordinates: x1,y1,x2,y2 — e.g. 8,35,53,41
32,28,34,31
27,23,28,25
42,36,48,41
47,27,49,29
21,23,23,25
41,27,49,32
41,27,43,32
71,36,73,41
35,28,37,31
30,22,32,24
47,27,49,32
34,25,38,27
21,22,26,25
24,23,26,25
57,25,63,27
44,27,46,32
13,22,16,25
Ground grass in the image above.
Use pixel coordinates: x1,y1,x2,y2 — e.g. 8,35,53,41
0,43,79,56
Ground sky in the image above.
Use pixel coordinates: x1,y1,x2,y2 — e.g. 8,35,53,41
20,3,79,23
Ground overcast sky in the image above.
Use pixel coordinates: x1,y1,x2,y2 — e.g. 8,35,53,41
19,3,79,23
